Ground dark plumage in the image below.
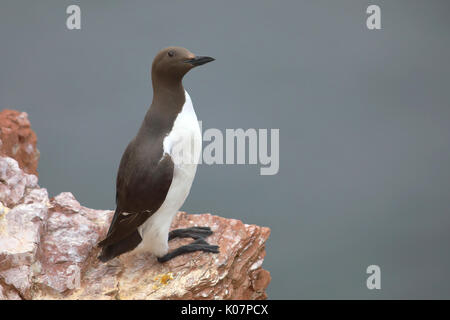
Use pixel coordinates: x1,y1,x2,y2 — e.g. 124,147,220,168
98,47,218,263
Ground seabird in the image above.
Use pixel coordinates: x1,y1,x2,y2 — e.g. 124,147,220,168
98,47,218,263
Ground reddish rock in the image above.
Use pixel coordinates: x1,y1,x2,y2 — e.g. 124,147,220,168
58,211,271,300
34,193,111,294
0,278,22,300
0,157,271,300
0,109,39,176
0,156,40,208
0,110,271,300
0,156,48,299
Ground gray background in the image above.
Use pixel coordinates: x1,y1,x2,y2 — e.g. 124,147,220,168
1,0,449,299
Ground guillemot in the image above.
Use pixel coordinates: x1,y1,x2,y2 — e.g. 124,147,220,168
98,47,218,263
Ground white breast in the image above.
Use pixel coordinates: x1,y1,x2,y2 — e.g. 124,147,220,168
163,90,202,166
135,90,202,257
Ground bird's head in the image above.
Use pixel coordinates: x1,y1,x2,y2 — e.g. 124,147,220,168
151,46,214,86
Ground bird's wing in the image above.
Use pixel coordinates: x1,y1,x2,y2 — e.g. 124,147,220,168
98,140,174,247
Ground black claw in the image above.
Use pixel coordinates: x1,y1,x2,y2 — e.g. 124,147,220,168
168,226,213,241
157,238,220,263
204,245,220,253
157,256,168,263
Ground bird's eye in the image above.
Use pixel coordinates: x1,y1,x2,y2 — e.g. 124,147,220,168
168,51,174,57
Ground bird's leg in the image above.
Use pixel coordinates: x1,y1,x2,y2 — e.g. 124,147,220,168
157,238,219,263
168,226,213,241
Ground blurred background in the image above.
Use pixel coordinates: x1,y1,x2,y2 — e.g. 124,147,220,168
1,0,449,299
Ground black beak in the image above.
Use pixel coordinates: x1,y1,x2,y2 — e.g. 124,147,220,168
185,56,215,66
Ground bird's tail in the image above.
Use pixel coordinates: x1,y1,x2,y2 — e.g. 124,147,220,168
98,245,115,262
97,230,142,262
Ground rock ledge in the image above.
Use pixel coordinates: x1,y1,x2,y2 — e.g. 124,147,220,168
0,110,270,300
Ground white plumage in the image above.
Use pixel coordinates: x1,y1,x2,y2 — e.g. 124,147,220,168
135,90,202,257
